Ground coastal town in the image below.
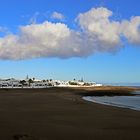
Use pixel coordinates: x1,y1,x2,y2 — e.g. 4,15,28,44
0,76,102,88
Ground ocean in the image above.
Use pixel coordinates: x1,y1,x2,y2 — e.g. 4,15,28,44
83,91,140,111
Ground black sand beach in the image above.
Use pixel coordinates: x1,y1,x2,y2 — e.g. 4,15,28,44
0,87,140,140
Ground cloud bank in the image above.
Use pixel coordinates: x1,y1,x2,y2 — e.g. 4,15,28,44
0,7,140,60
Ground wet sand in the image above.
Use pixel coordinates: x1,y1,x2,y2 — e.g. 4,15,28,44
0,87,140,140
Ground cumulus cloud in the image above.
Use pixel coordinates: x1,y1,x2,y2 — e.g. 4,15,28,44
121,16,140,44
0,22,89,60
0,7,140,60
77,7,122,52
51,12,65,20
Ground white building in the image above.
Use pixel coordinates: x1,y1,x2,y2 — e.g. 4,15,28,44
0,77,103,88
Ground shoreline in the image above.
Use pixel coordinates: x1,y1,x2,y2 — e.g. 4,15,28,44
81,86,140,111
0,86,140,140
83,96,140,111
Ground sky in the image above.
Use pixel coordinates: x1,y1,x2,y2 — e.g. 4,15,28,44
0,0,140,83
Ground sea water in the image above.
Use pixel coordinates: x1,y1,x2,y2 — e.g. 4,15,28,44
83,91,140,111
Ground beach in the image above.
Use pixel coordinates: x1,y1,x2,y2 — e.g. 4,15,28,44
0,87,140,140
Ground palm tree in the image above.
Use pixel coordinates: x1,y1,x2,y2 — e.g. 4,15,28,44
28,79,33,87
20,80,27,88
42,80,46,82
20,80,26,85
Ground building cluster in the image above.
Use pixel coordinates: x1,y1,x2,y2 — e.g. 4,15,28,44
0,77,102,88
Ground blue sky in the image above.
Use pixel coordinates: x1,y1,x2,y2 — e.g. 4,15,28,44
0,0,140,83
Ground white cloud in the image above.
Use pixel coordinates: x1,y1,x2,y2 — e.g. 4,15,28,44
121,16,140,44
0,21,88,60
51,12,65,20
0,7,140,60
77,7,140,50
77,7,122,52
